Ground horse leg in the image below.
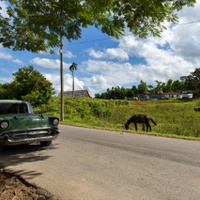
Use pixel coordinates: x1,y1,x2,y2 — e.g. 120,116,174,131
146,122,151,132
145,123,148,131
134,123,138,131
149,124,151,132
142,123,145,131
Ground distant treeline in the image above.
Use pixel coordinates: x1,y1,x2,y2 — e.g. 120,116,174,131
95,68,200,99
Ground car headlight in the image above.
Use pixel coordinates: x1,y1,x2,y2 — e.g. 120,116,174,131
0,121,9,129
52,119,59,126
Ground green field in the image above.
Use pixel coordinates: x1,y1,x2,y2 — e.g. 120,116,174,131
34,97,200,140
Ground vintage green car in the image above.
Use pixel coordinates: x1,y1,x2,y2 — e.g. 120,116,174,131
0,100,60,152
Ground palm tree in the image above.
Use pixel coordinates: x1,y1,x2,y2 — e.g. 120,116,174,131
69,62,77,97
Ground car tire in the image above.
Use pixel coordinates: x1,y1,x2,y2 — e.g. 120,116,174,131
40,141,52,146
0,146,3,153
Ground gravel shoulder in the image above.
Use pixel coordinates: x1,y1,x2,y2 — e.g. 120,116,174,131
0,169,61,200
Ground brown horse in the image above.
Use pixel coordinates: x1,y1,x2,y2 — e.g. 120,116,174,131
125,114,156,132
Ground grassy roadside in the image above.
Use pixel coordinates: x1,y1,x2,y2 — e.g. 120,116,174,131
34,97,200,141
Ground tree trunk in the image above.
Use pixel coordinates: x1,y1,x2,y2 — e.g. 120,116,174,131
72,71,74,97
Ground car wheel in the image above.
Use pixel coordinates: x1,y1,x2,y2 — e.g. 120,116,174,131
0,146,3,153
40,141,52,146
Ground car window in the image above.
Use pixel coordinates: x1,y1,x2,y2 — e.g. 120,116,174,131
18,103,28,113
0,103,28,114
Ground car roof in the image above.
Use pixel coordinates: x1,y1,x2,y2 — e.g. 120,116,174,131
0,99,28,103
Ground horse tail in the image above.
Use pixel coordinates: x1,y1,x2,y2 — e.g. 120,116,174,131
150,118,157,126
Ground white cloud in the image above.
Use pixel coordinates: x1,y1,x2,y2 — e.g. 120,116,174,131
0,52,23,65
63,51,76,59
177,0,200,22
87,47,129,61
106,48,129,61
84,59,137,85
0,52,12,60
83,27,196,89
30,57,60,69
170,24,200,62
167,1,200,62
44,73,85,95
90,75,112,91
87,49,104,59
13,59,24,65
30,57,70,70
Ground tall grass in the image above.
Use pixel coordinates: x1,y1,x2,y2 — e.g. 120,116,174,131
34,97,200,140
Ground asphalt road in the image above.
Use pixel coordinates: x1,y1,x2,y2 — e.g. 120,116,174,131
1,125,200,200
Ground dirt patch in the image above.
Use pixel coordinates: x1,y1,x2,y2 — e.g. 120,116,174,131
0,169,61,200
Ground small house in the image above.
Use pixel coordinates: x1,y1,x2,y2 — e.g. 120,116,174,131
61,90,91,98
181,90,193,99
163,92,182,99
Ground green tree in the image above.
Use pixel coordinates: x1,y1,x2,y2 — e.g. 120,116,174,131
165,79,174,92
69,62,77,97
171,80,184,92
131,85,138,97
0,0,196,52
95,86,133,99
137,80,148,94
147,84,154,94
0,66,54,106
181,68,200,97
125,88,134,99
0,83,14,99
154,80,166,93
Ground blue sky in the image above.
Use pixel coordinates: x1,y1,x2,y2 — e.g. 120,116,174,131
1,1,200,97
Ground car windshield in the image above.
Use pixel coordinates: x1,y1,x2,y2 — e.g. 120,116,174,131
0,103,28,115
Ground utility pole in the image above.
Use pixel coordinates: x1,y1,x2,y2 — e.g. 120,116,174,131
72,69,74,97
60,35,64,121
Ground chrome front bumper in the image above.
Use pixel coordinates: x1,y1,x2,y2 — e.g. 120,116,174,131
0,127,60,146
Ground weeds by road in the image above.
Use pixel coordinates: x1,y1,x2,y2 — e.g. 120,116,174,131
0,169,61,200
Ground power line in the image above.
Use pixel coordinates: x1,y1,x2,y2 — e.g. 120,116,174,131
178,20,200,25
64,20,200,47
2,19,200,56
65,37,112,46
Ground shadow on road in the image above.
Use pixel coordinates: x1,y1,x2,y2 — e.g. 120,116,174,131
0,143,59,179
